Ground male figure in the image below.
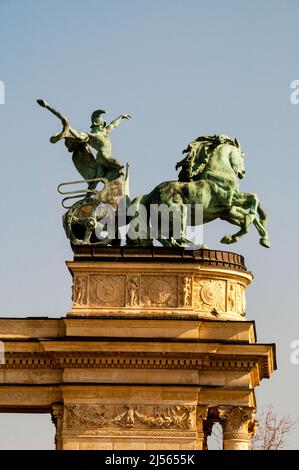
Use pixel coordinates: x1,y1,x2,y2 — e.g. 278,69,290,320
127,277,139,306
37,99,131,187
66,109,131,186
182,277,191,307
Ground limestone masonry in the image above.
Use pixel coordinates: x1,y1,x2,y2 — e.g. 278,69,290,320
0,247,276,450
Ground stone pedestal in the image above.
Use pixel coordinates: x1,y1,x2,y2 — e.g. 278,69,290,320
0,248,276,450
68,246,249,320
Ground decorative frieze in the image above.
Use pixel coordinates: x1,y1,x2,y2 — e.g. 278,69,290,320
70,263,249,319
64,404,197,431
1,352,260,373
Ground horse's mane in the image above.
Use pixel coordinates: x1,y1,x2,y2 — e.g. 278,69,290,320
176,134,241,181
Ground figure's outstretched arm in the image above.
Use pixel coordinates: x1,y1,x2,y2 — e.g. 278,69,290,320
37,98,89,143
106,114,132,132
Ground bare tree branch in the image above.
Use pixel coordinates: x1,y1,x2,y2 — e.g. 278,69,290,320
210,405,296,450
253,404,296,450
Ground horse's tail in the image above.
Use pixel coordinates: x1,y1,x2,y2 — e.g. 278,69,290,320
257,203,268,227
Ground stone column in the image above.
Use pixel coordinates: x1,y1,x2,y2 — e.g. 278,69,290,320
196,406,209,450
51,403,64,450
218,406,257,450
202,418,214,450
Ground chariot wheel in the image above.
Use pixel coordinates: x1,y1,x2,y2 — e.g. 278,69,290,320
64,198,115,245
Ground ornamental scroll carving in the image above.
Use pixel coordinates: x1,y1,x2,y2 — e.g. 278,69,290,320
64,404,196,430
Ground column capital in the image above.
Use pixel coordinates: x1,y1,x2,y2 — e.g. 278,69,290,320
51,403,64,450
51,403,64,424
218,406,257,450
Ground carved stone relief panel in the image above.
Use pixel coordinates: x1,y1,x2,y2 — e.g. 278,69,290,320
140,275,178,308
126,276,140,307
72,275,88,306
64,404,196,431
227,282,236,312
193,278,226,314
227,282,246,316
236,283,246,316
88,274,126,307
180,276,192,308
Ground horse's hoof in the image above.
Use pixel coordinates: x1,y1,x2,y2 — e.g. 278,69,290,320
260,237,270,248
220,235,234,244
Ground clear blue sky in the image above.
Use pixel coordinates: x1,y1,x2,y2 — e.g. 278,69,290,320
0,0,298,449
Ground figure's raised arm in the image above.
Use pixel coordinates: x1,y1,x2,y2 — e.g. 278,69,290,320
106,113,132,132
37,98,88,143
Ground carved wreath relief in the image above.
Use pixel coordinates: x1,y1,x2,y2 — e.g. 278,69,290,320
64,404,196,431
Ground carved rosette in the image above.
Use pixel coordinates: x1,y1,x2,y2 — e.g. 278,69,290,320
89,274,126,307
218,406,257,444
63,404,197,432
141,275,177,307
193,278,226,314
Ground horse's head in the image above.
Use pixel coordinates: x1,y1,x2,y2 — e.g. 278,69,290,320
229,145,245,180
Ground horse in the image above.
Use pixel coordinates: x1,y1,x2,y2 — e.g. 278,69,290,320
126,136,270,248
